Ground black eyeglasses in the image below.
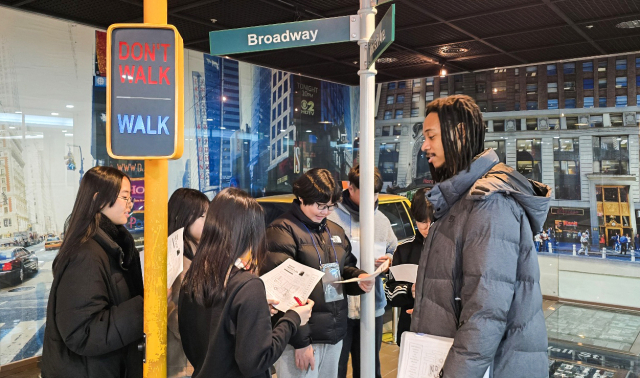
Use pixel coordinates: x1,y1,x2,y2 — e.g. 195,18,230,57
316,203,337,211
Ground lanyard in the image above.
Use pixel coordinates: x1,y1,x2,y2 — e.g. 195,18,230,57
302,224,338,267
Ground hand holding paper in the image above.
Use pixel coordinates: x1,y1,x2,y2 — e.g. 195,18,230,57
260,258,325,313
334,258,390,284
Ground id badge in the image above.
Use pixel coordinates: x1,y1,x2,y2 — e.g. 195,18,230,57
320,262,344,303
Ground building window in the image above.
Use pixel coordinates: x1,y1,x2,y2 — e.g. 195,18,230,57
439,90,449,98
412,92,420,103
515,83,520,92
554,138,580,200
395,110,403,119
548,82,558,93
565,98,576,108
584,97,594,108
637,94,640,104
593,136,629,174
398,81,407,89
599,97,607,107
477,101,488,112
492,81,506,95
616,96,627,107
566,117,578,129
583,61,593,72
615,59,627,70
547,64,558,76
514,68,520,76
484,140,506,163
386,95,394,104
388,82,397,90
526,101,538,110
549,118,560,130
382,126,391,136
393,125,402,136
636,76,640,87
615,77,627,88
397,94,405,103
526,84,537,94
637,57,640,68
383,110,392,120
584,78,594,90
563,62,576,74
411,108,420,117
548,99,559,109
476,82,486,93
412,79,421,88
426,91,434,101
516,139,542,182
515,102,521,111
598,78,607,89
378,143,399,182
526,66,537,77
591,115,604,128
491,102,505,112
454,75,464,93
426,77,434,86
598,61,607,72
610,114,623,127
492,120,505,132
564,81,576,91
526,118,538,130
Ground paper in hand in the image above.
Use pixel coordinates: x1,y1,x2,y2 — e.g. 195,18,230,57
260,258,325,312
333,258,390,284
389,264,418,284
166,228,184,289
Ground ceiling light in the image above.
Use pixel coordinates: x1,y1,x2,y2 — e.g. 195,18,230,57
222,96,227,102
210,18,217,23
439,46,469,55
14,111,21,114
51,112,59,116
306,130,312,133
439,66,447,77
376,57,398,64
585,25,594,29
616,20,640,29
66,105,74,108
353,61,358,65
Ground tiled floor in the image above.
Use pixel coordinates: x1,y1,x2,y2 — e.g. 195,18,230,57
344,341,400,378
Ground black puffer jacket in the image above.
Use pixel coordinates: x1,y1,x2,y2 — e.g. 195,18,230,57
42,217,144,378
263,200,366,348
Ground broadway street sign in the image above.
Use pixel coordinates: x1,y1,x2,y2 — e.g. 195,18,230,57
367,4,395,68
209,16,351,55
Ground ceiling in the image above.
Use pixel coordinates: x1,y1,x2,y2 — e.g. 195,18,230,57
3,0,640,85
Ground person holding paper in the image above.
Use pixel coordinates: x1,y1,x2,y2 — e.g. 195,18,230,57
385,187,434,347
411,96,551,378
179,188,314,378
41,167,143,378
167,188,209,378
263,168,374,378
328,165,397,378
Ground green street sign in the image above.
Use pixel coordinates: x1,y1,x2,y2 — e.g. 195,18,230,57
367,4,395,68
210,16,351,56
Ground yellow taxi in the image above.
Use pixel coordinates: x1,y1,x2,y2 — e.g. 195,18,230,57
256,193,416,244
45,236,63,250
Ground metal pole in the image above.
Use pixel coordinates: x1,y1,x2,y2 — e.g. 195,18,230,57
358,0,377,376
143,0,168,377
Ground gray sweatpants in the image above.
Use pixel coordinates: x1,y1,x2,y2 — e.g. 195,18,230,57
275,341,343,378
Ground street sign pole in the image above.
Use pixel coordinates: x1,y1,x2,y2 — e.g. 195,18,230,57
358,0,377,376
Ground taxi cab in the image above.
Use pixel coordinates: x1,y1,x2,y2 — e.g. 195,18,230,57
256,193,416,245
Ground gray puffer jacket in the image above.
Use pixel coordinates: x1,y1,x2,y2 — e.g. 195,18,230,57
411,149,551,378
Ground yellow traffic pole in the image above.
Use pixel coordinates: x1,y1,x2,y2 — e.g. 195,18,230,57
143,1,168,378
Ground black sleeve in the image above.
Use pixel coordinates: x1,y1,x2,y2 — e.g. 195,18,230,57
384,247,414,307
234,279,301,377
341,234,367,296
55,250,143,357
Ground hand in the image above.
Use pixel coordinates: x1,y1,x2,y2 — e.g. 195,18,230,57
291,299,314,326
411,284,415,299
374,255,391,271
294,345,315,371
357,274,375,293
406,309,413,315
267,298,279,317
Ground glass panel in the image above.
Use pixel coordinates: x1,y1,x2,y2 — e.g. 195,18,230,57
615,59,627,70
386,95,394,104
583,61,593,71
563,62,575,74
396,94,405,103
548,82,558,93
547,64,558,75
378,202,408,241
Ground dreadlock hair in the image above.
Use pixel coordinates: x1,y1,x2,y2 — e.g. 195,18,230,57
425,95,485,182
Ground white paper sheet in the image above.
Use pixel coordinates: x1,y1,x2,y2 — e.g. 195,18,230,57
350,239,388,268
333,258,390,284
398,332,489,378
260,258,325,313
167,228,184,289
389,264,419,284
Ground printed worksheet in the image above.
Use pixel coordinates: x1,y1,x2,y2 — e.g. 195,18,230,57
260,258,325,312
398,332,489,378
389,264,419,284
333,258,390,283
350,238,388,268
167,227,184,289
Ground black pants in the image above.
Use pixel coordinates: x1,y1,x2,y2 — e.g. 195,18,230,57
338,316,383,378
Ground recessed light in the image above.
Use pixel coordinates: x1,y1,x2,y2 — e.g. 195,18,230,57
66,105,74,108
440,46,469,55
51,112,59,116
585,25,594,29
616,20,640,29
306,130,312,133
210,18,217,23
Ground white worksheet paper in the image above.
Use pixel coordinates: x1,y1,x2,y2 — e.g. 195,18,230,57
333,258,390,284
260,258,325,313
389,264,419,284
349,239,388,268
398,332,489,378
167,227,184,289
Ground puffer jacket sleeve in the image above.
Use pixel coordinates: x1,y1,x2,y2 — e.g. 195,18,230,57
55,248,144,357
442,196,520,378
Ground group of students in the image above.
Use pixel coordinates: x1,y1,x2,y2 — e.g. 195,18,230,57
609,233,638,255
40,95,552,378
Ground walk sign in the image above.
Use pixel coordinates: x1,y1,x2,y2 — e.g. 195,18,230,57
367,4,395,68
209,16,352,55
107,24,184,160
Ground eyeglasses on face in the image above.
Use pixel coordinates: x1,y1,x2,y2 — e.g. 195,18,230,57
316,203,337,211
118,196,135,204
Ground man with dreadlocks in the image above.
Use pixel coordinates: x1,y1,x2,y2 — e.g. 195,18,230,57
410,95,551,378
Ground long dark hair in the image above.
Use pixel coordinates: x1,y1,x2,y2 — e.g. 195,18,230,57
53,166,130,274
181,187,266,307
426,95,485,182
168,188,210,260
